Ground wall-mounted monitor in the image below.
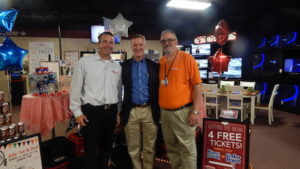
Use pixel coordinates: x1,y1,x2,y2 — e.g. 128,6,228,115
196,59,208,69
284,58,300,73
114,34,121,44
257,37,267,48
280,32,298,47
91,25,105,43
263,52,282,73
267,35,280,48
212,57,242,78
200,69,207,79
91,25,121,44
191,44,211,56
253,53,264,72
253,52,282,74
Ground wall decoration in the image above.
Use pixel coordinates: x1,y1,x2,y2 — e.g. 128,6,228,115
28,42,54,73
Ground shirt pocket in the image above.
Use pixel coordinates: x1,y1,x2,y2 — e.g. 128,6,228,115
172,66,188,84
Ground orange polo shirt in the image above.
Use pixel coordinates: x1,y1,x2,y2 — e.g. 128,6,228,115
159,50,202,109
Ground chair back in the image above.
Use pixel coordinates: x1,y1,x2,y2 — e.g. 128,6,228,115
202,83,218,91
226,86,245,94
269,84,279,109
227,93,244,110
203,92,218,105
203,92,219,119
240,81,256,89
220,80,235,88
227,93,247,122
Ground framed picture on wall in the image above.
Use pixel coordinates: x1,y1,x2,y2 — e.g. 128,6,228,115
63,51,79,76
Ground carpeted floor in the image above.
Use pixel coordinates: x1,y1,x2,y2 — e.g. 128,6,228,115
11,106,300,169
249,109,300,169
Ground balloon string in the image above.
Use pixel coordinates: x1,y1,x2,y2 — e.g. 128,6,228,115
220,46,223,76
219,46,223,85
6,69,13,114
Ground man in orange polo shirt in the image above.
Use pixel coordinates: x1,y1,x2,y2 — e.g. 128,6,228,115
159,29,204,169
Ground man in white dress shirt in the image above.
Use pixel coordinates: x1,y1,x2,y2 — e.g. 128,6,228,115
70,32,122,169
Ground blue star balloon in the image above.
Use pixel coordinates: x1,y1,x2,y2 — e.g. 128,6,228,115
0,9,18,33
0,37,28,71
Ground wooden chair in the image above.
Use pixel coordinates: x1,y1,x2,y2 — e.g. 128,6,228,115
255,84,279,125
227,93,248,122
226,85,251,119
240,81,256,89
225,85,245,94
203,92,220,119
220,80,235,88
202,83,218,91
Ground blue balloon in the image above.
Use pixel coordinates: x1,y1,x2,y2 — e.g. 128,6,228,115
0,9,18,33
0,37,28,71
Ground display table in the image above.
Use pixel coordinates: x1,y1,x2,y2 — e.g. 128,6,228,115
20,93,71,135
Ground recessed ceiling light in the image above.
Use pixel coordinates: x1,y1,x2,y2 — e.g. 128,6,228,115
166,0,212,10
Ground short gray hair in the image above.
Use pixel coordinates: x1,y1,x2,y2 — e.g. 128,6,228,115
130,34,146,45
130,34,146,41
161,29,177,40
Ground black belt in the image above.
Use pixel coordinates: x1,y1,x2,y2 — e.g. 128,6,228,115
102,104,116,110
132,102,150,108
84,103,116,110
164,102,193,111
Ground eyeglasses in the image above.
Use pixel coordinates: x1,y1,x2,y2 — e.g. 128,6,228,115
160,39,177,43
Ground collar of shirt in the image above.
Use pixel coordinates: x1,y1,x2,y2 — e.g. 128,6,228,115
132,57,146,65
95,53,114,63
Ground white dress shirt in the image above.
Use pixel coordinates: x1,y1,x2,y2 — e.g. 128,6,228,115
70,53,122,118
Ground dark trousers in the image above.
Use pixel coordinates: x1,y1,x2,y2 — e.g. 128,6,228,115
81,104,117,169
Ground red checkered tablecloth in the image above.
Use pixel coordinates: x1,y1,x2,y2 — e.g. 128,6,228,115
20,93,71,135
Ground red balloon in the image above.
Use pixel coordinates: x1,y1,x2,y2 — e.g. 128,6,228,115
215,19,229,46
208,48,231,74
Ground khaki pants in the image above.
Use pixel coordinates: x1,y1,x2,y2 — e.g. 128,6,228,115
124,106,158,169
160,107,197,169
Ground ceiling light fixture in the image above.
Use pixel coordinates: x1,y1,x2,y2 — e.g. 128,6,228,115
166,0,211,10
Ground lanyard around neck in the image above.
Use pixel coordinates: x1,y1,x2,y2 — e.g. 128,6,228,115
164,50,178,79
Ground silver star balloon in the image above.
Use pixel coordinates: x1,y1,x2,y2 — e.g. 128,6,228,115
110,13,133,37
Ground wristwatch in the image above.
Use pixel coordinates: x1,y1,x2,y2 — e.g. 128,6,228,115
192,110,200,115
